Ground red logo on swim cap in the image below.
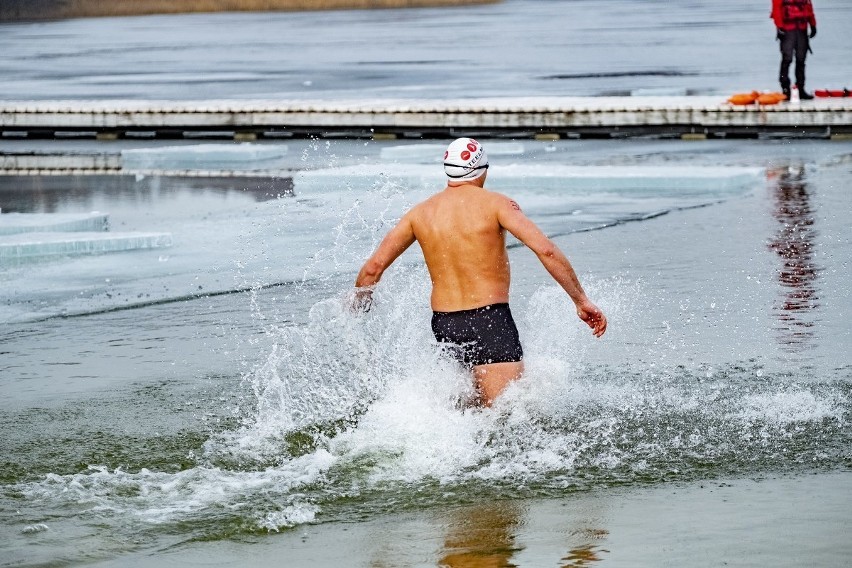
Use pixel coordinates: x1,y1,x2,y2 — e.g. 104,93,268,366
444,151,448,159
461,150,471,161
467,142,477,152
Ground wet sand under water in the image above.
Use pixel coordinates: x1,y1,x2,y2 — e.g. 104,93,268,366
88,472,851,567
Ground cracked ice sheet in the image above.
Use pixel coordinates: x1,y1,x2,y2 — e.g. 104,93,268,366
0,163,762,323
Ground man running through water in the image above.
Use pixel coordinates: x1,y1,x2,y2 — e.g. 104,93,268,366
354,138,607,406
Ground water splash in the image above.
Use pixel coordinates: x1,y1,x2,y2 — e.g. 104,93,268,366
4,162,849,540
5,272,849,536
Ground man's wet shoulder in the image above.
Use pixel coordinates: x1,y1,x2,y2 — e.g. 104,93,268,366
487,190,523,211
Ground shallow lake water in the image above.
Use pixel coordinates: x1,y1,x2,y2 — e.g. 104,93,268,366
1,138,850,566
1,1,851,564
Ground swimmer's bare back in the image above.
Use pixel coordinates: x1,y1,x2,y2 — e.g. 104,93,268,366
410,182,513,312
355,138,605,406
354,179,607,338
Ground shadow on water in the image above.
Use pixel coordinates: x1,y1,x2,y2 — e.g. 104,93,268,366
766,163,820,353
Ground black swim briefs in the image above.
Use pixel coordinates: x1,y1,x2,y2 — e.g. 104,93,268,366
431,303,523,367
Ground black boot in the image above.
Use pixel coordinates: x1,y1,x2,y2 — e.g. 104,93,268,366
780,59,792,100
799,88,814,100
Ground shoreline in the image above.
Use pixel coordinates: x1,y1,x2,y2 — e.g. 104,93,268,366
81,471,851,568
0,0,499,22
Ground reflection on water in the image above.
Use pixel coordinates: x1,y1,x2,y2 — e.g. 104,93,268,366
0,174,293,213
766,163,820,352
439,502,524,568
560,543,608,567
437,502,609,568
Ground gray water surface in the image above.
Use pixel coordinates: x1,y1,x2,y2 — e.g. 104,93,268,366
1,0,851,101
1,2,851,565
1,138,850,566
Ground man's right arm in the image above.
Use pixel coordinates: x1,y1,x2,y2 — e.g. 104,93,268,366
352,212,416,310
495,194,607,337
808,0,816,36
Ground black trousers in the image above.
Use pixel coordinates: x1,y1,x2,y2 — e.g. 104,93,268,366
779,28,810,91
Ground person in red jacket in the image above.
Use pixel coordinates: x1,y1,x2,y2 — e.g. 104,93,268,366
771,0,817,99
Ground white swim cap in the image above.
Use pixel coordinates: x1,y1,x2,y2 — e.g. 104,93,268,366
443,137,489,181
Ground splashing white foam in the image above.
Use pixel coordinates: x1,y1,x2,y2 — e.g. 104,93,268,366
736,389,846,425
10,270,848,532
9,165,848,534
259,503,320,532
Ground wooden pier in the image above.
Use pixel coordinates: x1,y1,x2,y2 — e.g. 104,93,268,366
2,97,852,140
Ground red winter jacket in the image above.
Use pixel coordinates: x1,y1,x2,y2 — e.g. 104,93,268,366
771,0,816,31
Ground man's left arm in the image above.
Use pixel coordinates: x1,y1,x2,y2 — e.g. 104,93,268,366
808,1,817,37
353,214,416,309
495,194,607,337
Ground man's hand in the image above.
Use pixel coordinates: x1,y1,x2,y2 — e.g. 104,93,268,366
776,28,786,41
350,287,373,313
809,26,817,39
577,300,607,338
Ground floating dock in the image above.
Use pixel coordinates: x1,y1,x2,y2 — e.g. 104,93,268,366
2,97,851,140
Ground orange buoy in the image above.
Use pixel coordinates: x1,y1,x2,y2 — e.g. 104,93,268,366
728,91,759,105
757,92,786,105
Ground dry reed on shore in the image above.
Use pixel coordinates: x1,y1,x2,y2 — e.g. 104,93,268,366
1,0,498,21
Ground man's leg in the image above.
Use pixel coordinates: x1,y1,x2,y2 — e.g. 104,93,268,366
473,361,524,406
779,31,795,97
794,30,812,98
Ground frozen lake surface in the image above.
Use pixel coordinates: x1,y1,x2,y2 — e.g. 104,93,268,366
1,0,851,101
